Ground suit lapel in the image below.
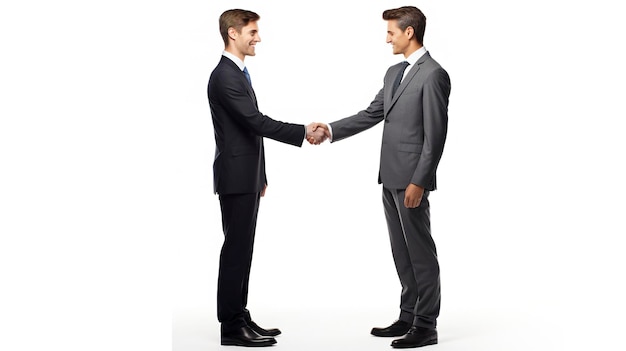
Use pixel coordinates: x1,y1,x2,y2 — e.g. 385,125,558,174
247,84,258,108
385,53,430,115
241,70,258,107
243,71,258,107
221,57,258,107
384,63,406,114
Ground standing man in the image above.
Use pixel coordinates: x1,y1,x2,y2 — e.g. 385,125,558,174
208,9,326,347
315,6,450,348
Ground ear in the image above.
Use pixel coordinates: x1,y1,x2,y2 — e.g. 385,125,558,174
227,27,238,41
405,26,414,40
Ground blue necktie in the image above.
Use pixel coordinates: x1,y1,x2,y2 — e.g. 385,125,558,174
392,61,410,96
243,67,252,85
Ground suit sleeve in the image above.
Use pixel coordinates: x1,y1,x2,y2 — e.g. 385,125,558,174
411,68,451,187
219,71,304,147
329,88,385,142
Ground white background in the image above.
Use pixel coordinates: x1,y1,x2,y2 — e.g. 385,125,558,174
2,1,625,350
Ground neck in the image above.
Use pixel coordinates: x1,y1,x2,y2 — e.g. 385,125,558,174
403,43,423,58
225,48,245,62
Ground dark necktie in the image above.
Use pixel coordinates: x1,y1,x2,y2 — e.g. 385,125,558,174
243,67,252,86
392,61,410,97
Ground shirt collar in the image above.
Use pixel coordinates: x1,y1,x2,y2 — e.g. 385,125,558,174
222,51,246,71
405,46,427,66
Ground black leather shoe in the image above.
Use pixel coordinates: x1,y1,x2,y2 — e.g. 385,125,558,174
221,325,277,347
248,320,281,337
371,320,412,337
391,327,437,348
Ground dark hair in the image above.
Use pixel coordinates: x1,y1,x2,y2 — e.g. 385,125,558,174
219,9,260,47
382,6,426,45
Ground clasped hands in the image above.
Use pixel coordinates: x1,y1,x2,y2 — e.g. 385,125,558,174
306,123,331,145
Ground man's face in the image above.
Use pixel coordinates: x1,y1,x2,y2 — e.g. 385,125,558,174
230,21,261,58
386,19,410,56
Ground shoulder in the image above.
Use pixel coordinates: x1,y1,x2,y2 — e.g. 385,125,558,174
421,53,446,71
421,55,449,82
209,58,243,91
211,58,237,78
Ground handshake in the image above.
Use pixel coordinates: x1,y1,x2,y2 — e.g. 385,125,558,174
305,123,331,145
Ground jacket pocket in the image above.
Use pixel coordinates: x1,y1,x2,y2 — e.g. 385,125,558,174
396,143,423,153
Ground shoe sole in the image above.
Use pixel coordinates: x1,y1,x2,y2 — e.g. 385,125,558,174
221,338,277,347
371,329,411,337
256,331,281,337
371,332,410,337
391,338,438,348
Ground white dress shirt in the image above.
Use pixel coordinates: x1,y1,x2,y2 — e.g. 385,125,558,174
401,46,427,82
222,50,245,71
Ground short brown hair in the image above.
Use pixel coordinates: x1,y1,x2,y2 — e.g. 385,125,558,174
219,9,260,47
382,6,426,45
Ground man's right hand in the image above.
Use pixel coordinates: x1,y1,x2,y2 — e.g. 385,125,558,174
306,123,330,145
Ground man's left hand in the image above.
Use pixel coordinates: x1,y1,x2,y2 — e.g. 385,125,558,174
404,183,424,208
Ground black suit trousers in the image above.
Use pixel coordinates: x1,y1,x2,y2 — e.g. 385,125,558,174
217,192,260,332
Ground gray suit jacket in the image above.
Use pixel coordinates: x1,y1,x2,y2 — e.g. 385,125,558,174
330,52,451,191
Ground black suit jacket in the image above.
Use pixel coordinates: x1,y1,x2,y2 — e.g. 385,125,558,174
208,56,305,195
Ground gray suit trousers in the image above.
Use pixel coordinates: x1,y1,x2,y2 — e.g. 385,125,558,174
382,186,440,328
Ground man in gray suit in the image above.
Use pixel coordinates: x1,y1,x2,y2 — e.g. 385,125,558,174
313,6,450,349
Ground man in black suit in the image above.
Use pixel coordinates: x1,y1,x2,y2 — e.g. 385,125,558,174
208,9,327,347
